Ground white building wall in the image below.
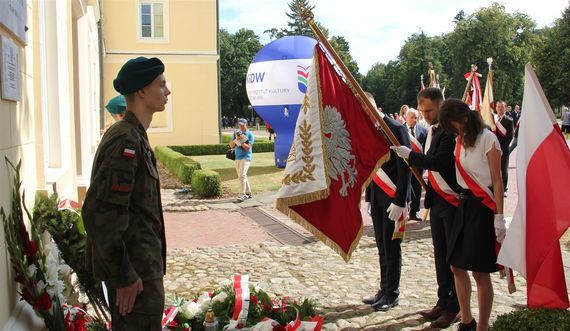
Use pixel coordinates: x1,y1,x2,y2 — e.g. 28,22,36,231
0,0,102,329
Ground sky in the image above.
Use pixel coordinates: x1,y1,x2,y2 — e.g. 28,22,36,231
219,0,569,74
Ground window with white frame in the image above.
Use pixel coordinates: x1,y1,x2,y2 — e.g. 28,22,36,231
139,1,167,40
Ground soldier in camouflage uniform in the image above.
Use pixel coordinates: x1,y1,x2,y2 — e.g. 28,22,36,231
83,57,170,330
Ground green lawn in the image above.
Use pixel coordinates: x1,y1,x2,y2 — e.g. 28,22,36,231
191,152,284,194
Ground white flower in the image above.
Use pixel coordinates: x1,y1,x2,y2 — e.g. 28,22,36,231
45,265,58,286
197,293,212,311
26,264,37,278
212,291,228,303
35,280,47,295
59,264,72,277
180,301,201,320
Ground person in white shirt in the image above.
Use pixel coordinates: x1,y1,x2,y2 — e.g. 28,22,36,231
438,98,506,331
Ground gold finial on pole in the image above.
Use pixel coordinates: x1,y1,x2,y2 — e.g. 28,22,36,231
297,2,314,24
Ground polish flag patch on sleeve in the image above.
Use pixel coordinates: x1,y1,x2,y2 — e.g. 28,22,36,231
123,148,136,158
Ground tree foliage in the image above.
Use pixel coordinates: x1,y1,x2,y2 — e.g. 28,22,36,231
533,6,570,108
220,3,569,117
329,36,361,81
220,28,262,118
446,3,537,103
264,0,315,39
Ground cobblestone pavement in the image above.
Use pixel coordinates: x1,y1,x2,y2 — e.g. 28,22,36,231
162,148,569,330
164,234,528,330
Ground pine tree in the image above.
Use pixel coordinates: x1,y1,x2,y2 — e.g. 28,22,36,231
284,0,314,37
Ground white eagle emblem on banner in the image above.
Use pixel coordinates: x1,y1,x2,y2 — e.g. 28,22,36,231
322,105,357,197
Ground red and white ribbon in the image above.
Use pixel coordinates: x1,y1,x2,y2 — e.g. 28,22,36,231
225,274,250,330
161,306,179,328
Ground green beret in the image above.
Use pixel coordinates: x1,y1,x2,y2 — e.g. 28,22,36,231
113,57,165,95
105,95,126,115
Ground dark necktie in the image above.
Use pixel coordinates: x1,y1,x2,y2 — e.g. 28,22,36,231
409,126,415,137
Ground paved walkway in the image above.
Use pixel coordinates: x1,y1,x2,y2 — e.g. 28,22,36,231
162,148,570,330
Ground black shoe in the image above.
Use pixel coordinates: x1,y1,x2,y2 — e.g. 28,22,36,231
372,296,399,311
409,213,420,220
457,319,476,331
362,290,384,305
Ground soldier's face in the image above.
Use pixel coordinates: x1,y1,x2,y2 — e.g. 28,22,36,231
144,74,170,112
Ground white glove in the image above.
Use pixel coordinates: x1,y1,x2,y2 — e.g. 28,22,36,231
494,214,506,243
390,145,412,159
386,203,406,222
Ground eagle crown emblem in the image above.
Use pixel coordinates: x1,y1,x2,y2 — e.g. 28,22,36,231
322,105,357,197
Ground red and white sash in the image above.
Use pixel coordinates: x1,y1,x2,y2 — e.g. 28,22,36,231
427,170,459,207
372,168,396,198
372,168,407,239
454,136,497,212
494,114,507,137
409,133,423,153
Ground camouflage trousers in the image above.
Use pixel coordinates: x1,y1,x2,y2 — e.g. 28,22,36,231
109,278,164,331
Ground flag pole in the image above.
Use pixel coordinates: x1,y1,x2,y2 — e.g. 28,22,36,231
298,5,427,189
462,64,477,102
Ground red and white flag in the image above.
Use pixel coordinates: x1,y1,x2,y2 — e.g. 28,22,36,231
464,71,483,111
481,70,496,131
497,64,570,309
276,45,390,261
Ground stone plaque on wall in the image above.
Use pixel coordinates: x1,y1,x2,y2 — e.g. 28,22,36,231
0,0,27,45
1,36,21,102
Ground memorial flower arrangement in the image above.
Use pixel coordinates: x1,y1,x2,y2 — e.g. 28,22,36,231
1,159,108,331
33,193,110,325
1,159,66,330
162,276,322,331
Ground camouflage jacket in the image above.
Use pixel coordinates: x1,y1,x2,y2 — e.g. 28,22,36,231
83,111,166,289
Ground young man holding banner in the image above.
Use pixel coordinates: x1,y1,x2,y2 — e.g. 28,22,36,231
363,93,411,312
391,87,460,328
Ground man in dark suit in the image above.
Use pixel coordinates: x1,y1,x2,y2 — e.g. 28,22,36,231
495,101,514,194
404,108,427,220
391,88,460,328
363,93,411,312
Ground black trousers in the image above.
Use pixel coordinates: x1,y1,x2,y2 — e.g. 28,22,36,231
429,195,459,313
371,202,402,299
501,153,509,191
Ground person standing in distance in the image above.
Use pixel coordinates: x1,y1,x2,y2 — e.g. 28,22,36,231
403,108,427,220
391,88,460,328
494,101,514,196
83,57,170,331
230,118,254,201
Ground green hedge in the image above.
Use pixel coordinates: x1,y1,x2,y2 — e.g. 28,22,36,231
493,308,570,330
155,146,201,184
191,169,222,197
170,141,274,156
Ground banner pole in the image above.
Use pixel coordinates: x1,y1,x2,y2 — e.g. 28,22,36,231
298,6,427,189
